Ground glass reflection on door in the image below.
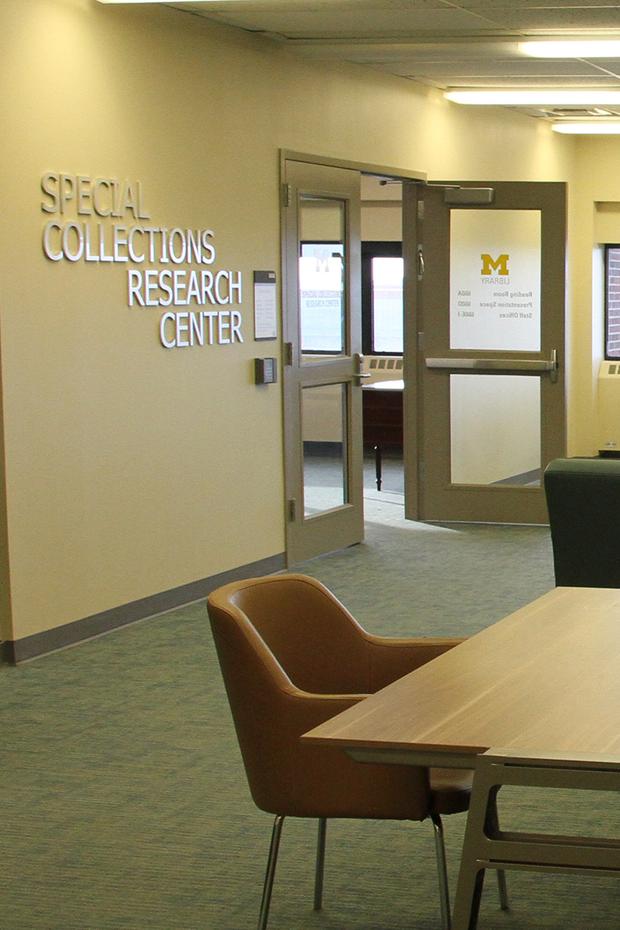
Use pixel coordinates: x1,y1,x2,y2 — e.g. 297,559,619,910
299,197,346,362
302,383,349,516
450,374,541,486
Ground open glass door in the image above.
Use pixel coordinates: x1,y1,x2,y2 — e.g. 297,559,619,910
282,159,363,562
412,181,566,524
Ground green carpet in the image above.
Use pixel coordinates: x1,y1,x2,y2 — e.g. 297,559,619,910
2,507,620,929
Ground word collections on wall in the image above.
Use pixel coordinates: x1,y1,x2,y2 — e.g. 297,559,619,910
40,172,244,350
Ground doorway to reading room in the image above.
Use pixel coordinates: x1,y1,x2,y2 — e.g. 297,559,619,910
281,152,566,564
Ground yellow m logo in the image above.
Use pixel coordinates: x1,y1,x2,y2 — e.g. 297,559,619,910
481,253,509,275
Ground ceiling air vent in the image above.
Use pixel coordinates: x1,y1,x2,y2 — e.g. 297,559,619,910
548,107,612,117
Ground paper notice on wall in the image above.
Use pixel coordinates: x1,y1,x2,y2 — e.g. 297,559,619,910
449,210,541,352
254,270,277,340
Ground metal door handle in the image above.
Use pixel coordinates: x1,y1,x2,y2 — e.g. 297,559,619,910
417,246,425,280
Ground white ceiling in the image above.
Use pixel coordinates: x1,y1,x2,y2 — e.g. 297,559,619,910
167,0,620,121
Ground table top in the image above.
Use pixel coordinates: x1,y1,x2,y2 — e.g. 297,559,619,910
303,587,620,766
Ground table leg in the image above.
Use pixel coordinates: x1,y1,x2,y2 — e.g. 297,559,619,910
374,444,382,490
453,748,620,930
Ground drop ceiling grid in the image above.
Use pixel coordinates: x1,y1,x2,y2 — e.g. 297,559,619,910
176,0,620,37
184,7,509,37
170,0,620,117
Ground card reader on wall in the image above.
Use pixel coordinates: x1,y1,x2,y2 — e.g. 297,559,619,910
254,357,278,384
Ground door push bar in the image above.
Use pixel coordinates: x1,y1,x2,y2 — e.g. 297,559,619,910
425,348,558,383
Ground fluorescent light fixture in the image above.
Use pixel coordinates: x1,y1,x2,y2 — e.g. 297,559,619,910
552,122,620,134
520,40,620,58
445,89,620,106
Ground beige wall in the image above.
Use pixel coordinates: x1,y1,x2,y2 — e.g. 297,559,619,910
0,337,11,642
0,0,576,643
361,177,402,240
361,204,402,241
567,139,620,455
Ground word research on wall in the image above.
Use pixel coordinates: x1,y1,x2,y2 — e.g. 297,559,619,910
40,172,245,349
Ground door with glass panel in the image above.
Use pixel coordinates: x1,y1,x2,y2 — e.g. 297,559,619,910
283,159,363,563
414,181,566,524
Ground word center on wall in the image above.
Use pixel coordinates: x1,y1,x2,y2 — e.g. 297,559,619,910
40,171,245,350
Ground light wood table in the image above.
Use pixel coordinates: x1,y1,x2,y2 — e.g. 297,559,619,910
304,587,620,929
304,586,620,765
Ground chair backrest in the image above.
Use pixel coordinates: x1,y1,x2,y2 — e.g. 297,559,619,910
544,457,620,587
218,574,371,694
207,574,430,819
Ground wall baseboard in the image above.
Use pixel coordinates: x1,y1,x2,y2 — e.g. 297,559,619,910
1,553,286,664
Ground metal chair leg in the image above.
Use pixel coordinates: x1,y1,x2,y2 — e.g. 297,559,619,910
258,815,285,930
314,817,327,910
430,812,452,930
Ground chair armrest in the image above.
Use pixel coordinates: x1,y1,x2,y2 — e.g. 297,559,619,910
364,635,466,691
283,689,369,734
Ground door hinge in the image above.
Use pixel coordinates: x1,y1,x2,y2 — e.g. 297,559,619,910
282,183,292,208
284,341,293,366
287,498,296,521
417,331,425,351
417,199,425,220
419,462,425,481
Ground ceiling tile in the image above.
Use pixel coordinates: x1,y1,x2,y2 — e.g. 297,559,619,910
461,0,620,9
198,7,500,37
393,58,610,77
464,6,620,31
169,0,620,122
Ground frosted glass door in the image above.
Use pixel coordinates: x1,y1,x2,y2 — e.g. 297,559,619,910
414,181,566,524
450,375,541,487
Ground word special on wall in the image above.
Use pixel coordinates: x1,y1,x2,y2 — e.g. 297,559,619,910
40,172,245,350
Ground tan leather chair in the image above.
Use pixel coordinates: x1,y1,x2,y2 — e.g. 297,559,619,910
207,573,507,930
